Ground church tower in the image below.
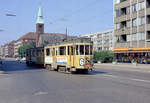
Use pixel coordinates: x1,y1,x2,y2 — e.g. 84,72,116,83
36,6,44,47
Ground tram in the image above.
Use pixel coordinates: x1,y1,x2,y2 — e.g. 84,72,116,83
26,38,93,73
26,47,44,66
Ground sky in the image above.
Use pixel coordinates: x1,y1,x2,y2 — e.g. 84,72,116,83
0,0,113,45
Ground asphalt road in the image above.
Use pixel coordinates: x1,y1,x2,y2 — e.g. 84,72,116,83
0,60,150,103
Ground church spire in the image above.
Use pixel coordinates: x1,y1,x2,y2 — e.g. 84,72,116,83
36,6,44,24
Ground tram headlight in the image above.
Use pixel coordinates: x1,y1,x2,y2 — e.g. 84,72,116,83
80,58,84,66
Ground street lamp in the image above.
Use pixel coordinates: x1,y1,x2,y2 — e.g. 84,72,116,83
0,14,16,32
6,14,16,17
0,29,4,32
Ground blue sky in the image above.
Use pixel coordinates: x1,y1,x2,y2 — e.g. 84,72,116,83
0,0,113,45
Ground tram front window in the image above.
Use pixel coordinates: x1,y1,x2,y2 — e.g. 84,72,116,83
90,45,93,55
85,45,89,55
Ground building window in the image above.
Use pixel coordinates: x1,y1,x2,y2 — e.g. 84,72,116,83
147,0,150,8
126,6,130,14
115,23,120,30
121,21,127,29
132,33,137,41
147,31,150,39
132,4,138,12
121,35,127,42
138,32,145,40
127,20,131,28
138,17,145,25
147,15,150,24
127,35,131,42
116,10,121,17
114,0,120,4
132,18,137,27
98,47,102,50
121,7,127,15
139,2,145,10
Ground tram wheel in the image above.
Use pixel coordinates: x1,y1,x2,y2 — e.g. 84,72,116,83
46,65,52,70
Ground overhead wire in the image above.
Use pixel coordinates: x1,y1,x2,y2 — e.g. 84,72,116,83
50,0,101,24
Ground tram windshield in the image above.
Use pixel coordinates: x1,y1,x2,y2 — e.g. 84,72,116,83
78,45,93,55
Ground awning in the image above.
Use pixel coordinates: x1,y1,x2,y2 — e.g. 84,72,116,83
114,47,150,53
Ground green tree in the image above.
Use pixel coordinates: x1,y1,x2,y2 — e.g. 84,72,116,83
18,43,34,57
93,51,114,63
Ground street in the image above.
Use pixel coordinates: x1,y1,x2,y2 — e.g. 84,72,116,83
0,60,150,103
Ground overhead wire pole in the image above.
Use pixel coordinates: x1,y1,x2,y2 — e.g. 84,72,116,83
66,28,68,40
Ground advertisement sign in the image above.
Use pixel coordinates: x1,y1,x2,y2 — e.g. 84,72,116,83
56,57,67,64
45,57,53,63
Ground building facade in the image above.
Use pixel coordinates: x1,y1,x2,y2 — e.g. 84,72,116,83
14,38,36,57
83,29,114,51
114,0,150,63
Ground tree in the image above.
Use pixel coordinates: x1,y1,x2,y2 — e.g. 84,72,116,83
93,51,114,63
18,43,34,57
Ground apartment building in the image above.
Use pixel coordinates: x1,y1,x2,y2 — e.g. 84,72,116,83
114,0,150,63
14,38,36,57
83,29,114,51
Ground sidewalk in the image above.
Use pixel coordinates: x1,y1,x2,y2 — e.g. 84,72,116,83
94,63,150,73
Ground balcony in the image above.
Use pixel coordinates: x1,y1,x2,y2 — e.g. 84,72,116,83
115,0,130,10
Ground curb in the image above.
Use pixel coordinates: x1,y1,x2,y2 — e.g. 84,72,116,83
94,64,150,73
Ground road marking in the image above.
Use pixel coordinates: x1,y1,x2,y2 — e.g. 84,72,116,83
102,74,118,78
34,91,48,96
95,74,150,84
131,79,150,83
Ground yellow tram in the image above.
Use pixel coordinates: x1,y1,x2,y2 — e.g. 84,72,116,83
26,38,93,73
44,38,93,73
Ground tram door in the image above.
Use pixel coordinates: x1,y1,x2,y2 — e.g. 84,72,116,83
68,46,75,67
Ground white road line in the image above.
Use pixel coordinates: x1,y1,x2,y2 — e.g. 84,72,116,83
96,74,150,84
131,79,150,83
102,74,118,78
34,91,48,96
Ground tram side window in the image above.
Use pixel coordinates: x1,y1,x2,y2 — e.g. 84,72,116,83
41,49,44,56
60,47,66,55
32,50,35,57
76,45,79,55
85,45,89,55
26,50,29,56
56,48,58,56
68,46,73,55
80,45,84,55
46,48,50,56
37,50,41,56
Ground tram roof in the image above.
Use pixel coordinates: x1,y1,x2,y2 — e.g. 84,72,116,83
47,37,92,46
